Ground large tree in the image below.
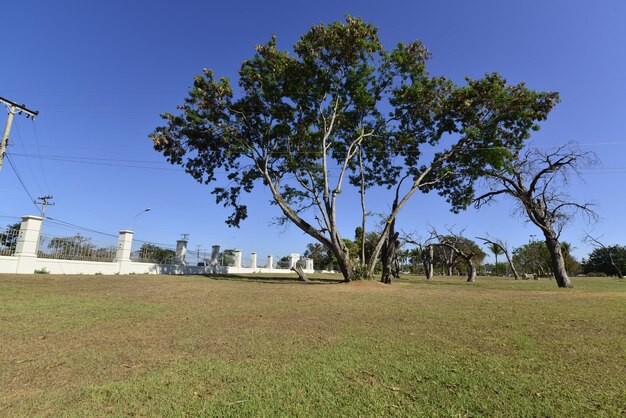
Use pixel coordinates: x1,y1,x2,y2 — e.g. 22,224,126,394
471,145,596,288
150,17,558,282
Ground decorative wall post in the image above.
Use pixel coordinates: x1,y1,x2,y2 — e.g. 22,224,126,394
305,258,314,271
116,230,133,261
266,255,273,269
250,252,257,269
14,215,43,273
175,239,187,265
15,216,43,257
116,230,134,274
289,253,300,269
210,245,220,266
233,250,242,269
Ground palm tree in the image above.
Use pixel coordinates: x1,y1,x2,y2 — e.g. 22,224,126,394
488,243,503,276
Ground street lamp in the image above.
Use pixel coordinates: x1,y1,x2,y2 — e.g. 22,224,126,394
129,208,151,230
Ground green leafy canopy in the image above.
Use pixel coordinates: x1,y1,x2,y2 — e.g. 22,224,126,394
150,16,558,232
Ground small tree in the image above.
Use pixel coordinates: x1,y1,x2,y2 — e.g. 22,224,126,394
0,222,21,254
137,243,176,264
487,243,503,276
431,229,486,282
421,243,435,280
583,235,625,278
46,235,95,260
219,249,236,266
304,242,336,271
477,235,520,279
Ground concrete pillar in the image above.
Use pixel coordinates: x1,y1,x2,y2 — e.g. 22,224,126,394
233,250,242,268
305,258,314,271
116,230,134,261
289,253,300,269
15,216,43,274
116,230,134,274
250,252,257,269
175,239,187,265
210,245,220,266
266,255,273,269
15,216,43,257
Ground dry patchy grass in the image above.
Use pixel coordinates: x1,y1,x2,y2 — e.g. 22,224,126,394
0,273,624,417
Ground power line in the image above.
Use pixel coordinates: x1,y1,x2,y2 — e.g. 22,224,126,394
31,120,51,193
5,154,40,212
8,153,182,171
12,117,43,195
45,217,119,238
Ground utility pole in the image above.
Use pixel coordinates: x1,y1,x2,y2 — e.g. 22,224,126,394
0,96,39,176
34,195,55,218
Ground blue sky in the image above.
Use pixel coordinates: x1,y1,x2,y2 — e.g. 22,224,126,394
1,0,625,263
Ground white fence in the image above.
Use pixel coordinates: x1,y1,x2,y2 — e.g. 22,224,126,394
0,215,314,276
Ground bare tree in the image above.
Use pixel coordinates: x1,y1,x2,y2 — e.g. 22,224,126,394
291,265,311,282
437,245,456,276
421,243,435,280
474,144,598,288
477,235,520,280
584,233,624,279
402,232,434,281
431,228,486,283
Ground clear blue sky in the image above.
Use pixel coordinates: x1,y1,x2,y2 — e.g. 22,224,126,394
1,0,625,263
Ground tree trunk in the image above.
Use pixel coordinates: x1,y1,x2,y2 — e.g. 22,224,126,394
502,249,520,280
608,254,624,279
337,257,353,282
333,247,353,283
380,230,398,285
611,262,624,279
425,262,433,280
494,253,498,276
446,264,453,276
544,234,573,288
422,245,434,280
392,255,401,279
466,259,476,283
291,266,310,282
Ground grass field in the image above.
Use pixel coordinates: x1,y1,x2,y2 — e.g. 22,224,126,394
1,273,625,417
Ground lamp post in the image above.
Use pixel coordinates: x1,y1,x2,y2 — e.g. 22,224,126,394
129,208,151,231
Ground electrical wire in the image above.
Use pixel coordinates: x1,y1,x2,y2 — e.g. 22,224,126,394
45,217,119,238
10,154,183,171
44,217,175,248
5,154,40,212
31,119,51,193
11,117,43,195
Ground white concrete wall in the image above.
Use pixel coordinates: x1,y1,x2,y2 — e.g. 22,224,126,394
0,214,315,276
0,255,18,272
0,256,314,276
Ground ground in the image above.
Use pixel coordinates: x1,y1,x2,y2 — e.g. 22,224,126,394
1,273,624,417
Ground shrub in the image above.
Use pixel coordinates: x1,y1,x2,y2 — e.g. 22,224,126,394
34,267,50,274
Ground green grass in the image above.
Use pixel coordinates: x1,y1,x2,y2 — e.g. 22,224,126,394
1,274,624,417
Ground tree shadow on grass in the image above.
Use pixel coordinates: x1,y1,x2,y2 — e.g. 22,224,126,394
201,274,345,285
